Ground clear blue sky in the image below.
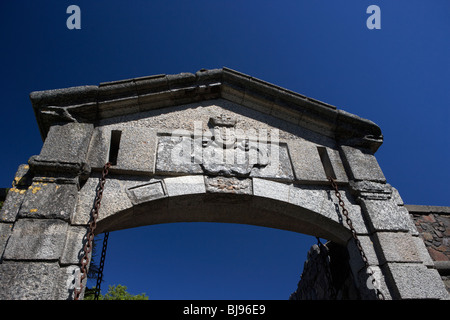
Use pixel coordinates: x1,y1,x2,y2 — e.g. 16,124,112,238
0,1,449,300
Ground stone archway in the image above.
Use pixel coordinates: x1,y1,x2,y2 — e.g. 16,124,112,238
0,68,448,300
88,175,357,244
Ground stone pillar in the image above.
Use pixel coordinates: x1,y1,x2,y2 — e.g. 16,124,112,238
0,122,93,300
340,145,449,299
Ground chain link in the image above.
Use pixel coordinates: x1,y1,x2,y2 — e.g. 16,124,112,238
74,162,111,300
94,231,109,300
327,177,385,300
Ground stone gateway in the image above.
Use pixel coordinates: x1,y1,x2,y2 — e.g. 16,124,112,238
0,68,448,300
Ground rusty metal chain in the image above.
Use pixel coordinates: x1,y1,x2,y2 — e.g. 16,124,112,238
327,177,385,300
74,162,111,300
94,231,109,300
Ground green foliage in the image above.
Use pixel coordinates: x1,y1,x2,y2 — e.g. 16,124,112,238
83,287,98,300
103,284,149,300
84,284,148,300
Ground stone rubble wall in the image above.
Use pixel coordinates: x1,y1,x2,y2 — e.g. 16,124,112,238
407,205,450,294
289,242,359,300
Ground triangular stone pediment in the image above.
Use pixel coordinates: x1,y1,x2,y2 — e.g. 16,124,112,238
81,98,348,185
30,67,382,153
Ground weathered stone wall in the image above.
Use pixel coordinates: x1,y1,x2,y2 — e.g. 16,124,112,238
1,69,449,300
407,205,450,293
0,123,95,300
289,242,359,300
290,243,334,300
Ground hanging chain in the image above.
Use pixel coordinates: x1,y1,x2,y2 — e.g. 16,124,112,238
94,231,109,300
74,162,112,300
327,177,385,300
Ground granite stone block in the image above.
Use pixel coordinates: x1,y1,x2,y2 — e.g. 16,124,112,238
391,187,404,206
164,175,206,197
37,122,94,164
349,180,392,200
87,126,157,174
126,180,167,205
354,265,390,300
60,225,88,265
340,145,386,183
0,164,33,222
0,222,13,257
252,178,290,202
375,232,422,264
0,188,27,222
325,147,348,183
288,184,368,235
115,126,157,174
412,235,434,267
287,140,327,182
74,175,135,225
56,265,81,300
360,199,412,232
86,127,110,168
19,181,78,221
0,261,61,300
4,219,68,260
347,234,379,272
384,263,449,299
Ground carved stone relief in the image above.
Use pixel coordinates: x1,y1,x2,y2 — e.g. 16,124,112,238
156,115,294,181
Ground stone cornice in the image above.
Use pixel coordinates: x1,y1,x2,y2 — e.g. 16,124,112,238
405,204,450,215
30,67,383,152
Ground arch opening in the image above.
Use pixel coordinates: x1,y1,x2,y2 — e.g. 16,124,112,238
95,187,353,245
91,222,322,300
88,176,355,299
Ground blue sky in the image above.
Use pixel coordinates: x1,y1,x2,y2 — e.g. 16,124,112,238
0,1,449,299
